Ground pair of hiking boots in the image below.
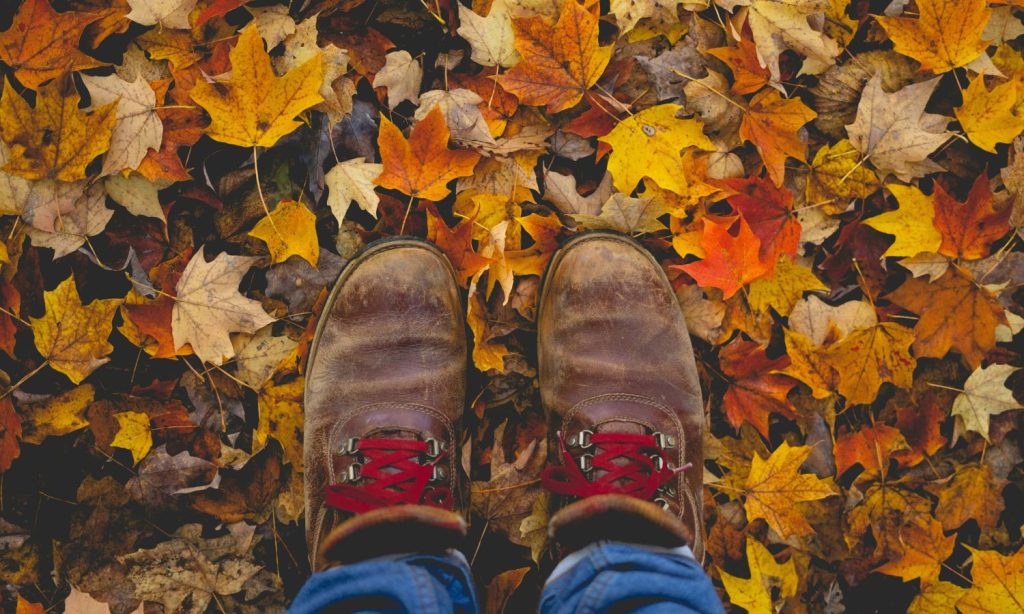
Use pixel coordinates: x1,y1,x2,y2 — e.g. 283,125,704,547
303,232,705,570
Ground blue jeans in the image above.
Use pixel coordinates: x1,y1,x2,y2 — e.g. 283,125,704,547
289,542,724,613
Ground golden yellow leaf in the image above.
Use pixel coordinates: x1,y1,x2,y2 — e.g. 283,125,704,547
806,139,880,214
467,292,508,373
17,384,94,445
111,411,154,465
256,377,304,469
955,77,1024,153
598,103,715,195
747,257,827,317
931,464,1007,531
958,547,1024,614
719,538,798,613
909,582,967,614
876,519,955,585
864,184,943,258
0,79,116,182
779,327,836,399
191,25,323,148
876,0,992,73
30,277,122,384
743,441,837,539
823,322,916,406
249,199,319,266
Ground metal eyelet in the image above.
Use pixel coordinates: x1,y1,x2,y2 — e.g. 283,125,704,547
578,453,593,472
431,465,447,481
425,438,444,458
347,463,362,482
340,437,360,455
570,429,593,449
649,454,665,471
654,497,671,511
653,432,676,449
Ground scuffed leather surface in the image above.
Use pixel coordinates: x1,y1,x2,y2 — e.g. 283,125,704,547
538,234,706,559
304,241,467,565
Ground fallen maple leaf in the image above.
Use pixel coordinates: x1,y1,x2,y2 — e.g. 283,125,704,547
740,89,817,187
191,25,322,148
846,74,951,182
864,184,943,258
957,547,1024,613
81,74,162,176
30,277,121,384
717,175,801,265
876,0,992,73
426,204,492,284
743,441,837,539
834,422,908,478
932,175,1011,260
375,107,481,201
888,267,1006,368
373,50,423,110
719,337,798,437
325,158,383,223
0,0,106,89
951,363,1022,440
677,216,771,299
0,79,116,182
125,0,197,29
930,464,1008,531
497,0,612,113
955,77,1024,153
739,0,842,83
170,247,276,365
249,199,319,266
823,322,916,406
598,103,715,195
110,411,153,465
875,519,955,585
457,5,518,68
719,537,798,613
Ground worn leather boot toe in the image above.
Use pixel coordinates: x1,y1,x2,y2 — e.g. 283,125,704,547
538,232,706,561
303,239,468,570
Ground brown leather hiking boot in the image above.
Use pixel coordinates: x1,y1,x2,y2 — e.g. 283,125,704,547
303,239,468,570
538,232,706,560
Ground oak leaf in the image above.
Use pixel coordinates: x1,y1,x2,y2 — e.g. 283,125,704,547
822,322,916,405
0,0,106,89
864,184,943,257
719,538,798,613
191,25,323,148
846,74,950,181
376,108,481,200
0,79,116,182
932,175,1011,260
719,338,797,438
740,89,816,187
951,363,1022,440
497,0,612,113
170,247,276,365
599,104,714,195
888,268,1006,368
249,199,319,266
743,441,836,538
876,0,992,74
956,78,1024,153
677,216,771,299
30,278,121,384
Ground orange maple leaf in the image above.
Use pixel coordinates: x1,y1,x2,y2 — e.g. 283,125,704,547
740,89,817,187
676,216,771,299
708,37,770,95
376,107,481,201
425,204,492,285
834,422,908,479
888,267,1007,368
0,0,106,89
933,175,1011,260
496,0,612,113
716,175,801,268
719,338,798,437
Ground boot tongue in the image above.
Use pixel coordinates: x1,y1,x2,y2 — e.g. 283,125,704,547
594,420,645,435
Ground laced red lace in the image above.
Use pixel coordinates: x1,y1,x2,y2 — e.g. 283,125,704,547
324,438,453,513
541,432,690,500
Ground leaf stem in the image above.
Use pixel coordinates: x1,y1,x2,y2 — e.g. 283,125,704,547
253,146,283,241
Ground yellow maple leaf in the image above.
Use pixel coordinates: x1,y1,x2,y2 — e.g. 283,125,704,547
823,322,916,406
743,441,837,539
876,0,992,73
747,257,827,317
806,139,880,214
955,77,1024,153
958,547,1024,613
191,25,323,148
111,411,154,465
779,327,837,399
256,377,304,469
876,519,956,585
0,79,116,182
598,104,715,195
30,277,122,384
249,199,319,266
864,184,943,258
17,384,94,444
719,538,799,613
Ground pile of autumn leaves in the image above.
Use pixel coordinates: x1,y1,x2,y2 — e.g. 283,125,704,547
0,0,1023,611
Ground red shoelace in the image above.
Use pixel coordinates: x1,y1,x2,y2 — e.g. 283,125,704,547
325,438,453,513
541,432,689,500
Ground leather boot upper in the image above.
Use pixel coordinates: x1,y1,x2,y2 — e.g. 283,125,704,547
303,240,467,568
537,233,706,559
